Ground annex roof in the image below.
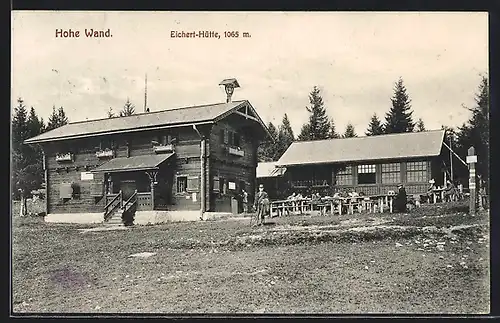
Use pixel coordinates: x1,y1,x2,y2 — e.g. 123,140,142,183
276,130,445,167
25,100,270,144
256,162,287,178
91,153,175,173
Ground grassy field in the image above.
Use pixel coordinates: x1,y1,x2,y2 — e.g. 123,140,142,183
11,200,490,314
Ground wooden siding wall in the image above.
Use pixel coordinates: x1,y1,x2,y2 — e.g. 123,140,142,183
42,126,204,214
42,115,263,214
209,119,259,211
44,140,108,214
283,158,436,199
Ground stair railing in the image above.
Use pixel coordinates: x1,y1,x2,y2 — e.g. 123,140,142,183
104,190,122,221
122,190,138,212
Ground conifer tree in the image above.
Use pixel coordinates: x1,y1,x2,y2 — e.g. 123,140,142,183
297,86,332,141
119,98,135,117
384,78,415,133
257,121,278,162
416,118,426,132
343,123,357,138
365,113,384,136
275,113,295,160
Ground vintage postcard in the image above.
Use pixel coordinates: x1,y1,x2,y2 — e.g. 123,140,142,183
11,11,490,315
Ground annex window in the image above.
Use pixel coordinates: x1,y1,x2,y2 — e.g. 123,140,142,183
357,164,376,185
381,163,401,184
176,176,187,193
336,166,353,186
406,161,427,183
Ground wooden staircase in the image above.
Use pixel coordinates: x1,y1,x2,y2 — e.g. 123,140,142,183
105,209,125,226
103,190,138,227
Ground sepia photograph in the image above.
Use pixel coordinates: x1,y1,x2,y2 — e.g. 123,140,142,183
11,11,490,315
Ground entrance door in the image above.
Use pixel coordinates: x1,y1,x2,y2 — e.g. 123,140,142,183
120,180,137,200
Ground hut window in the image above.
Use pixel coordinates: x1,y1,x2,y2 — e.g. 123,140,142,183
221,129,228,144
100,138,114,150
156,135,167,145
213,177,220,192
59,183,73,199
187,176,199,192
357,164,376,184
176,176,187,193
381,163,401,184
406,161,427,183
336,166,353,186
233,133,241,147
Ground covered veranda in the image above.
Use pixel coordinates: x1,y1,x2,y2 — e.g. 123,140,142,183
91,153,175,211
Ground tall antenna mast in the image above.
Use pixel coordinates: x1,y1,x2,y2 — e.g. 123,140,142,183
144,73,148,113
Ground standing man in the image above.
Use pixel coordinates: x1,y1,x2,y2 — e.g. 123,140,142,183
253,184,269,226
394,184,407,213
241,188,249,214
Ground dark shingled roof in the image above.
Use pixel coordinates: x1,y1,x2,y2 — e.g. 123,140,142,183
276,130,445,167
91,153,175,173
25,100,249,144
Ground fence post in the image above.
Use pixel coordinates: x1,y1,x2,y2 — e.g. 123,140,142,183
466,147,477,216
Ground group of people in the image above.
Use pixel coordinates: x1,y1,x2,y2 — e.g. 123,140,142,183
242,175,486,225
425,178,462,203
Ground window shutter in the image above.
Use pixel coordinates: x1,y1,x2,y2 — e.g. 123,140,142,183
223,129,229,144
59,183,73,199
187,176,200,192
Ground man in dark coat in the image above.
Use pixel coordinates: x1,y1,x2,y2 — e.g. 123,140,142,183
393,184,407,213
253,184,270,226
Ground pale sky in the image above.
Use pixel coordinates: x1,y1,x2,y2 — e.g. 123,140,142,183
11,11,488,136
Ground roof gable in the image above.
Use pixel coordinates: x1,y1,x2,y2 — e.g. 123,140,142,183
25,100,271,144
276,130,445,166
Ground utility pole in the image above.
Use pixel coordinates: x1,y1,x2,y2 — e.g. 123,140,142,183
144,73,148,113
449,135,454,182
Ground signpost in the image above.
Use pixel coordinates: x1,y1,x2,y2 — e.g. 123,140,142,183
467,147,477,216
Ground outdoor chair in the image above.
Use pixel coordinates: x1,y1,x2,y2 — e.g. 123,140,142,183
348,200,362,215
317,203,330,216
362,197,374,213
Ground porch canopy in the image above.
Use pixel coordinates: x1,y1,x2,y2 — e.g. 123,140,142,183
91,153,175,173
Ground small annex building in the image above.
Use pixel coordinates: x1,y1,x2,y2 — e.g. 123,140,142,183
275,130,448,197
256,161,288,200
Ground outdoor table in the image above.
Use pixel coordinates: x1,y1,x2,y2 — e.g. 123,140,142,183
368,194,394,213
270,198,311,217
321,197,344,216
346,196,365,214
432,188,445,204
